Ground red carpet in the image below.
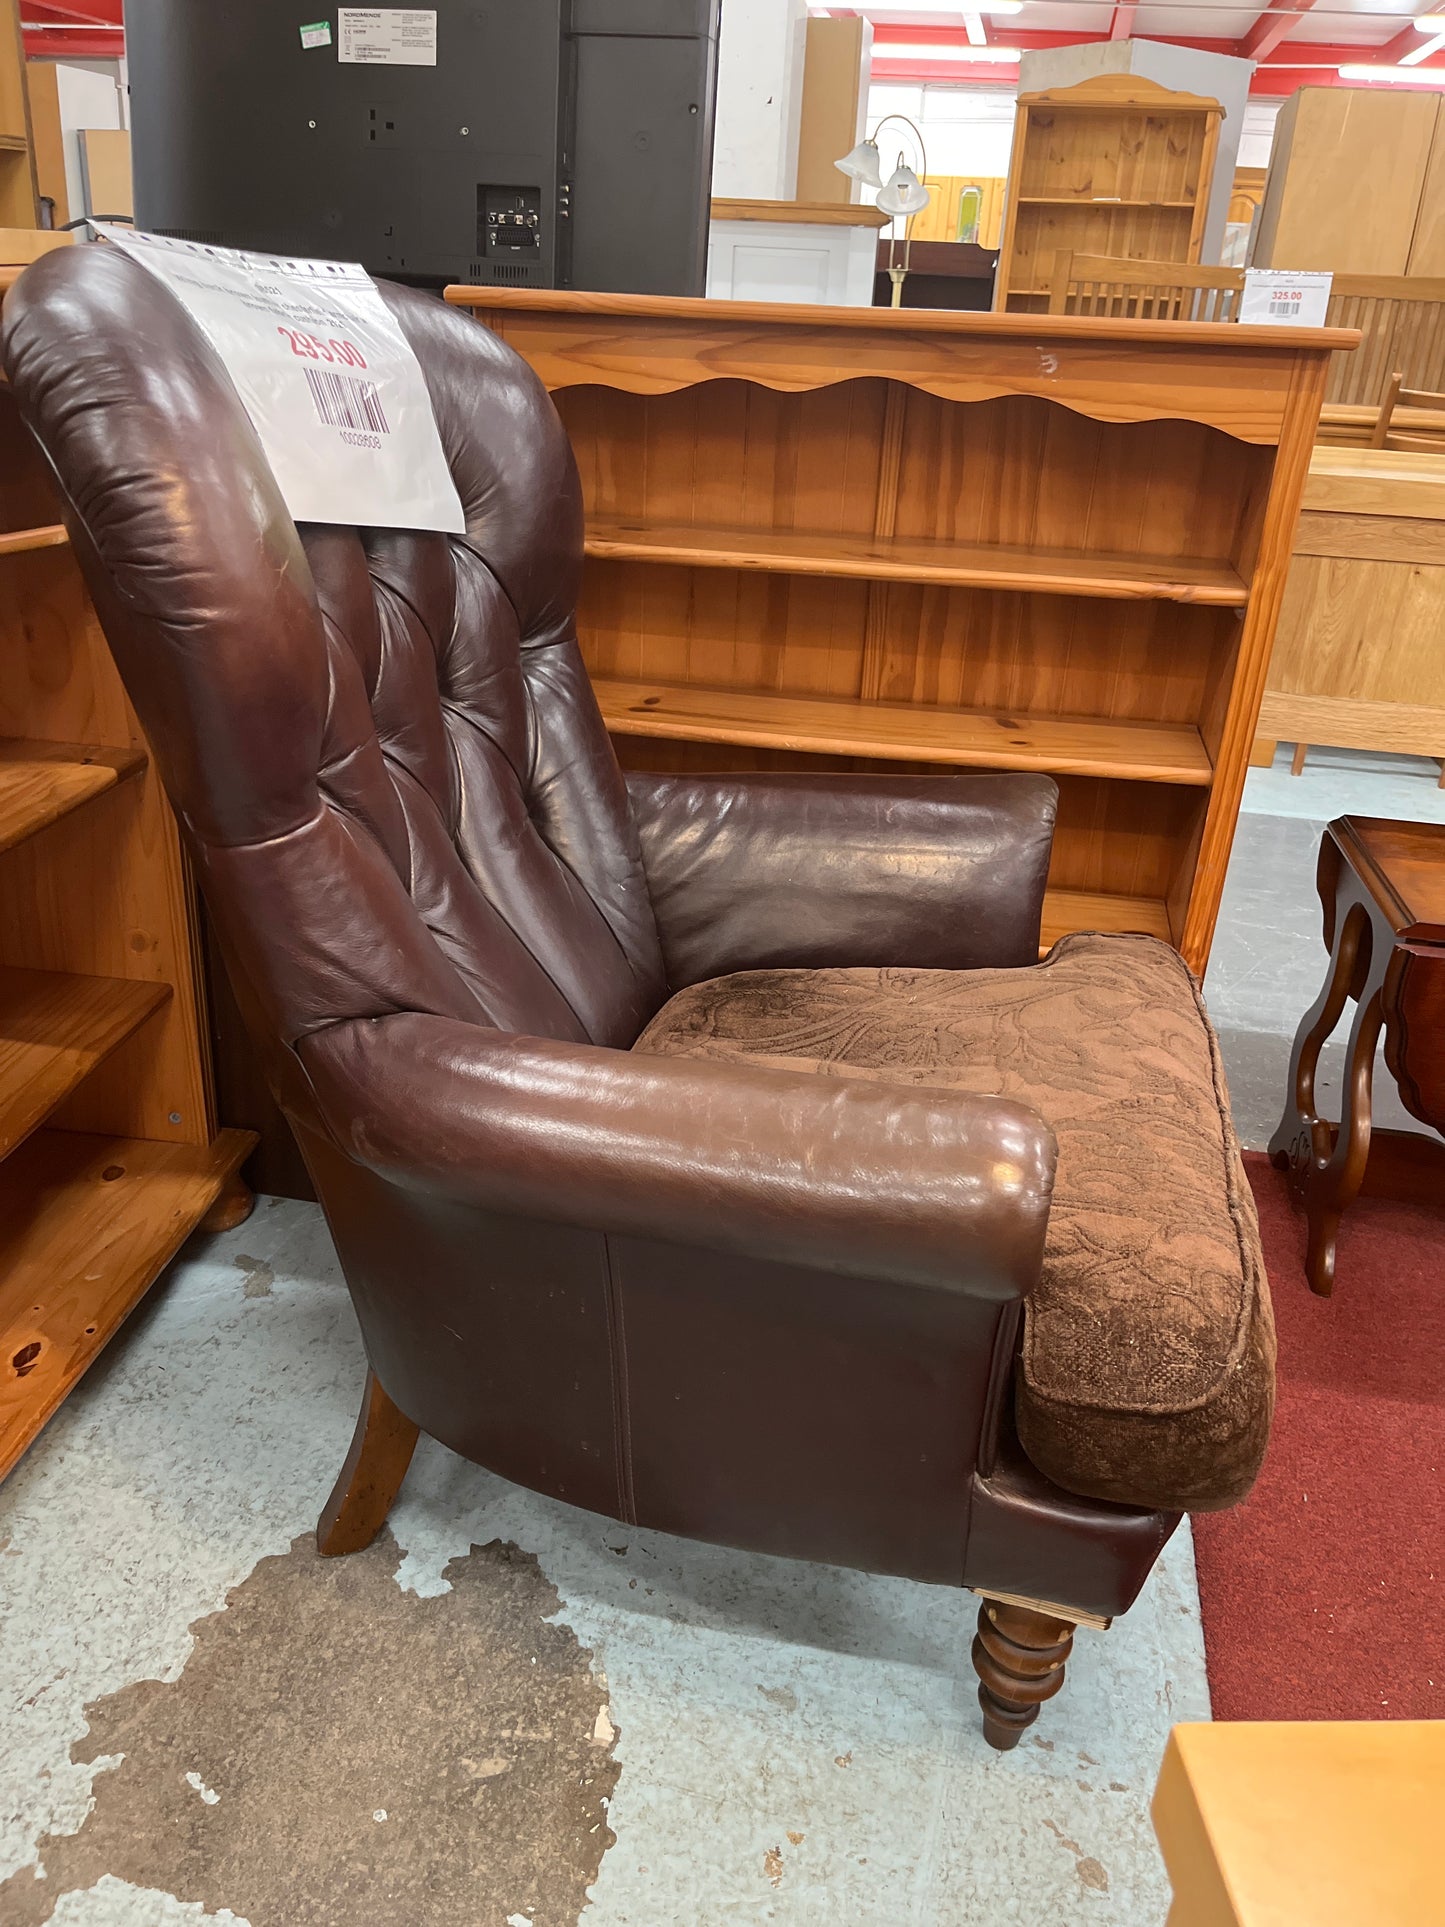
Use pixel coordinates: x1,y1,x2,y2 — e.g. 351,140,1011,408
1191,1155,1444,1721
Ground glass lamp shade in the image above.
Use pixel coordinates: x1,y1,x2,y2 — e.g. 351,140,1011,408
876,163,930,217
834,137,884,188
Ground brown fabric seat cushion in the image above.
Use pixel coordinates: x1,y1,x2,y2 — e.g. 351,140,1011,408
633,932,1273,1515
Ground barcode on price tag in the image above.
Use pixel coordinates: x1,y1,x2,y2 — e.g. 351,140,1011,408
93,224,464,532
1240,269,1333,326
305,368,389,434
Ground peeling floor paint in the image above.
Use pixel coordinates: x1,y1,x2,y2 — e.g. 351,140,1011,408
1,1529,618,1926
0,1197,1209,1924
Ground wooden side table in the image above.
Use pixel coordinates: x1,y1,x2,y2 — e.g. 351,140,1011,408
1271,815,1445,1295
1153,1721,1445,1926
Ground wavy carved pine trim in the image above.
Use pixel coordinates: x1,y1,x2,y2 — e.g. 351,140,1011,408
488,332,1296,445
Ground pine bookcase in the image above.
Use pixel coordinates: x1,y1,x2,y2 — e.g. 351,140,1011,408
994,75,1222,317
445,289,1352,976
0,370,254,1483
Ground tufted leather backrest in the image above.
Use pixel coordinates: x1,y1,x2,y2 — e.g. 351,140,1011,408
2,248,668,1098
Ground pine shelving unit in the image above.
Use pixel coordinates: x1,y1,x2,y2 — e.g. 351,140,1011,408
994,75,1222,315
445,289,1352,976
0,0,36,229
0,381,254,1484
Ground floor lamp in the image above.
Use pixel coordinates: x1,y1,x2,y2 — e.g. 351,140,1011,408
834,115,931,308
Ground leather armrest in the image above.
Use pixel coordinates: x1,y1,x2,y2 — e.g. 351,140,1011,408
625,769,1058,988
300,1011,1056,1304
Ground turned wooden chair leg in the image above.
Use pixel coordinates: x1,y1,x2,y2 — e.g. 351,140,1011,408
317,1368,420,1557
971,1598,1076,1751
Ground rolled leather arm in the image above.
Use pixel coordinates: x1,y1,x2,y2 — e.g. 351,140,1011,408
300,1010,1056,1304
625,769,1059,988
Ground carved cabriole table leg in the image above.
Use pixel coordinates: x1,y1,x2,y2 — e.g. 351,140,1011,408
1271,843,1392,1296
1271,834,1359,1183
1272,817,1445,1296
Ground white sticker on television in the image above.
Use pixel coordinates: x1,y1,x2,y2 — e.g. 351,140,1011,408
1239,270,1333,327
337,8,438,65
94,226,464,535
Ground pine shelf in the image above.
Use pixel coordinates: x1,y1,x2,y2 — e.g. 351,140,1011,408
1016,198,1196,209
595,677,1213,785
1040,888,1172,950
455,288,1344,975
0,738,146,855
0,967,171,1160
0,1127,256,1481
0,523,68,556
586,518,1248,607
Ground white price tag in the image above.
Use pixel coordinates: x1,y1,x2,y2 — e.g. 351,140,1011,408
338,7,438,65
96,226,464,534
1239,269,1333,327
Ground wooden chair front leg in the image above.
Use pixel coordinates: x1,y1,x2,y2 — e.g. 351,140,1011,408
971,1598,1076,1751
317,1368,420,1556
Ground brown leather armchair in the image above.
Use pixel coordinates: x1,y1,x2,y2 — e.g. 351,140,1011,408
2,248,1273,1750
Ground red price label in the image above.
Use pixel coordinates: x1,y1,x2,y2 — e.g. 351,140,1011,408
277,326,368,369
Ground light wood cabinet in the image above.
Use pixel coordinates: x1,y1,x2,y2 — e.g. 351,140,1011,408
795,15,870,207
0,376,254,1483
446,288,1345,974
78,127,132,222
1155,1721,1444,1927
993,75,1221,316
1256,446,1445,764
1254,87,1445,278
0,0,37,230
25,60,65,226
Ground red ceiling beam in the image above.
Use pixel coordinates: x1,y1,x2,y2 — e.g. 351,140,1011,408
25,1,123,20
1239,0,1319,62
871,57,1445,94
1109,4,1137,40
22,33,125,58
20,0,123,58
872,28,1384,64
871,23,1445,93
871,23,1351,62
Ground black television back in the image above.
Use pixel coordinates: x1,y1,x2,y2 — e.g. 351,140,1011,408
125,0,720,294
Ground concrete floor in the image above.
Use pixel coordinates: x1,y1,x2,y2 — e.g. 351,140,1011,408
1,1199,1207,1926
2,740,1439,1925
